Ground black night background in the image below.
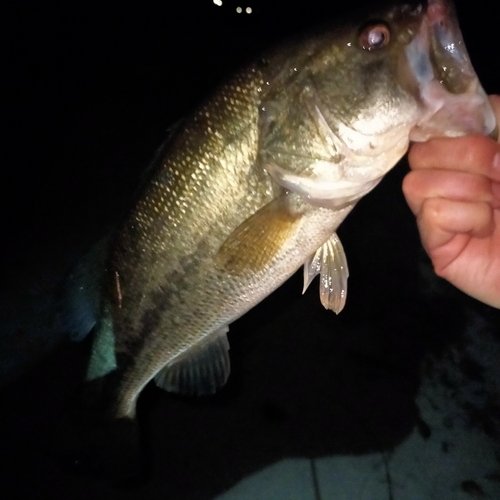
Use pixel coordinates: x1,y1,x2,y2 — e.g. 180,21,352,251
1,1,500,498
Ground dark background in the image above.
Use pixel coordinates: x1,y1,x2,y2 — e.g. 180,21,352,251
1,1,500,499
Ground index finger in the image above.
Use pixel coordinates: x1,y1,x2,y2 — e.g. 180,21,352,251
408,135,500,183
409,94,500,183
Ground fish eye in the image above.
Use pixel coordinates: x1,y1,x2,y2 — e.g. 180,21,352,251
359,22,391,51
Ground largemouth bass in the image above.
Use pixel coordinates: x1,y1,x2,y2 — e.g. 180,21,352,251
63,0,495,434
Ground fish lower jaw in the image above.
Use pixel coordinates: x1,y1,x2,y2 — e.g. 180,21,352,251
410,79,497,141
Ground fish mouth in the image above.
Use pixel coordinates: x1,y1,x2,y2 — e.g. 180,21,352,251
406,0,497,141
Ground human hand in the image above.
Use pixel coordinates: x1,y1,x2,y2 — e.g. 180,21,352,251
403,96,500,309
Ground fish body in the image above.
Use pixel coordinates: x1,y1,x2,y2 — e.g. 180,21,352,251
66,0,495,422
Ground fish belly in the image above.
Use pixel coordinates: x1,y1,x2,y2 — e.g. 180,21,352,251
93,200,353,419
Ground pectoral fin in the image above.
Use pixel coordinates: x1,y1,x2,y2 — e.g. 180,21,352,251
154,326,231,396
216,196,301,275
302,233,349,314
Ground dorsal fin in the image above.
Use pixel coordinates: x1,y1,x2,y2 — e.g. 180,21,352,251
154,326,231,396
57,235,111,341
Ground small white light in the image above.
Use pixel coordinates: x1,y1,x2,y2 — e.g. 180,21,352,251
246,7,252,13
213,0,222,6
236,6,242,13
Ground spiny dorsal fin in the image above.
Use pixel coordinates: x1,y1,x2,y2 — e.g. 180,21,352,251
154,326,230,396
303,232,349,314
216,196,301,275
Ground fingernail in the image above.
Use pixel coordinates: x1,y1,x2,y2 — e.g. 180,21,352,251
494,153,500,171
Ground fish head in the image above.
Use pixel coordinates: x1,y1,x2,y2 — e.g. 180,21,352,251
261,0,496,207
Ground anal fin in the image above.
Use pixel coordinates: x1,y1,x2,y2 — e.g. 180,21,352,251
154,326,231,396
303,233,349,314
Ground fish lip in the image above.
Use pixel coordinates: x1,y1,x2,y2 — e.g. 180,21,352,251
488,125,499,141
426,0,476,82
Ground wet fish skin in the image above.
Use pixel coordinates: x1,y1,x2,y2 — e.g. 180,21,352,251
66,0,495,425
